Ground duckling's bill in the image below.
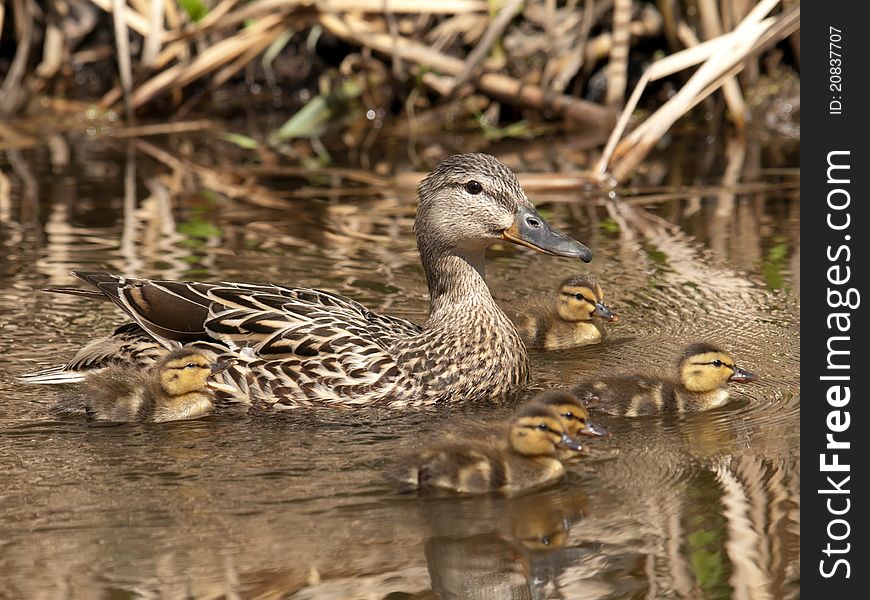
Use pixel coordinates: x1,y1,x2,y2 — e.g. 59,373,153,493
558,433,584,451
501,206,593,262
593,302,618,322
728,366,757,383
580,420,610,437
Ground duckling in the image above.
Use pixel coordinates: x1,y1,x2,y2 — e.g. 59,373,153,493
571,342,757,416
509,274,618,350
393,403,584,495
528,389,610,438
524,390,610,463
54,348,231,422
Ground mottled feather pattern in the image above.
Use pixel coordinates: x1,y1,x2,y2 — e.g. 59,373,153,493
25,155,589,407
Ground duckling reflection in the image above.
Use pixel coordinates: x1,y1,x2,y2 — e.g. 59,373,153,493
391,404,584,495
508,274,618,351
54,348,231,422
422,490,588,600
572,342,757,416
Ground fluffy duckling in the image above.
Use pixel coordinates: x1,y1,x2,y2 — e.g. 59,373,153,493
54,348,231,422
393,403,584,495
572,342,757,416
529,390,610,438
525,390,610,462
509,274,618,350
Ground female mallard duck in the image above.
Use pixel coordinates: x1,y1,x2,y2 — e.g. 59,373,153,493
54,348,231,422
23,154,592,408
571,342,757,416
392,403,584,495
508,274,617,350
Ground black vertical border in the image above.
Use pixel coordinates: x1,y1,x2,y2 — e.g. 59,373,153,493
803,3,869,596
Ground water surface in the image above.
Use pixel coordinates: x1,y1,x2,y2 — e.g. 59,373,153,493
0,131,799,599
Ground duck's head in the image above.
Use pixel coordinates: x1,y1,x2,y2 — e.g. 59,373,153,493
415,154,592,263
528,390,610,437
556,274,618,323
678,343,757,393
508,403,585,457
157,349,231,396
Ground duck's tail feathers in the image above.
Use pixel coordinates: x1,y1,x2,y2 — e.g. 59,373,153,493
43,286,108,299
18,365,87,385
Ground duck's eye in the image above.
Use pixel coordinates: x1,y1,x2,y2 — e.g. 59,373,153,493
574,293,587,302
536,423,550,431
712,360,723,367
464,180,483,195
561,411,575,419
184,362,199,369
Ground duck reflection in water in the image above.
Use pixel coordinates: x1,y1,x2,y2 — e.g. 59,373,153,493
420,489,588,600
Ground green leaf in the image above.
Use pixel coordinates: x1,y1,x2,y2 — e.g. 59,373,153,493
179,0,208,22
599,218,620,233
762,235,789,290
178,218,221,239
222,132,260,150
270,78,362,142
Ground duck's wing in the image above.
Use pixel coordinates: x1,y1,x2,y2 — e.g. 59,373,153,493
64,272,423,406
68,271,422,345
18,323,168,384
68,271,222,342
201,294,416,406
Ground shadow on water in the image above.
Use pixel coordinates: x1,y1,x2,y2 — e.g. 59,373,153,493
0,129,798,599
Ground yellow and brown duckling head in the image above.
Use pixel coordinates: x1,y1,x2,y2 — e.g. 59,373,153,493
678,342,757,393
155,348,232,398
527,390,610,438
507,403,585,457
556,275,618,324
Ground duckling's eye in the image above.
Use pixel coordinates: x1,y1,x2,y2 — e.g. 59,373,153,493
464,180,483,195
574,293,588,302
184,362,199,369
536,423,550,431
712,360,723,367
561,411,575,420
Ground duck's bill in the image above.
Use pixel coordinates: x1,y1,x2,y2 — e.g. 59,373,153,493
558,433,584,452
580,421,611,437
502,207,593,262
593,302,618,322
729,367,757,383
